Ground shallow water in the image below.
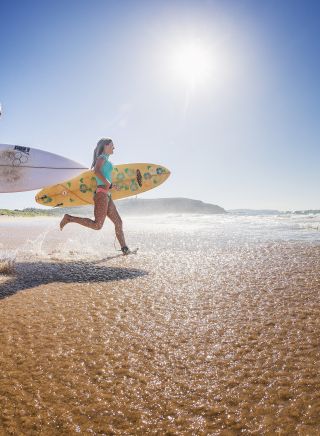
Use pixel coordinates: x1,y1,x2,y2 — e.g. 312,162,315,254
1,214,320,434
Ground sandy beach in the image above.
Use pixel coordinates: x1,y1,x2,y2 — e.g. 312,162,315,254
1,214,320,434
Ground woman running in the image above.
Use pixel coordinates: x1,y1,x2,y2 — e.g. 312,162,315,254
59,138,131,255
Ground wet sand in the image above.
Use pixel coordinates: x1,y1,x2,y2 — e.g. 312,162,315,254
1,216,320,434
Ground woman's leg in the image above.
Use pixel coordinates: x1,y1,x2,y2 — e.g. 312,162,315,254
60,192,108,230
106,198,127,248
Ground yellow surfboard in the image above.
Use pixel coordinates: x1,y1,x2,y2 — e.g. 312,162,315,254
35,163,170,207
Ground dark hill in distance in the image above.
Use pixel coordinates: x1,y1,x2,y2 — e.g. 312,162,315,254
117,198,226,215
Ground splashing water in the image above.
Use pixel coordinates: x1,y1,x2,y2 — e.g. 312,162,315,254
0,251,16,274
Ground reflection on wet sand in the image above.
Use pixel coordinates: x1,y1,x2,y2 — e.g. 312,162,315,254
0,217,320,434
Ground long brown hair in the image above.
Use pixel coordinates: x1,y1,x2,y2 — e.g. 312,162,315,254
91,138,113,168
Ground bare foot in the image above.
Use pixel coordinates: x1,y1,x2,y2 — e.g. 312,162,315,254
60,214,70,231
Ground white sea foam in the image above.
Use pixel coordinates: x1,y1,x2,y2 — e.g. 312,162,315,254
123,212,320,244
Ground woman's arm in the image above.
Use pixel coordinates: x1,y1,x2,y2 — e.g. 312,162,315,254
94,157,111,188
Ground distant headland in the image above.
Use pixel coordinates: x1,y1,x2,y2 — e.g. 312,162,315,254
117,198,226,215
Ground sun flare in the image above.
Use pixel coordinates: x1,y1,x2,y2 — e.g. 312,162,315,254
170,39,213,87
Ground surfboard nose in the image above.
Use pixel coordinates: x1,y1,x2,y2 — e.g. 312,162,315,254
159,165,171,180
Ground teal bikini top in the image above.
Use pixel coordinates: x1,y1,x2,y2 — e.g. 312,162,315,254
95,153,113,186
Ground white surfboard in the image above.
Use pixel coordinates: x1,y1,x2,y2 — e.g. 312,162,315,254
0,144,87,193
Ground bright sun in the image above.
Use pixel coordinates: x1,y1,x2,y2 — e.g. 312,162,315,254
170,39,213,87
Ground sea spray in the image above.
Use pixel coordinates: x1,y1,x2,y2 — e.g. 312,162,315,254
50,224,117,261
0,251,16,274
17,228,53,258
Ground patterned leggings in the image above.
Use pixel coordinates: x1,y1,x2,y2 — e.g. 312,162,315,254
64,193,126,248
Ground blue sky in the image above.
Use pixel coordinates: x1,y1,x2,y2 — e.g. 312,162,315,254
1,0,319,210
